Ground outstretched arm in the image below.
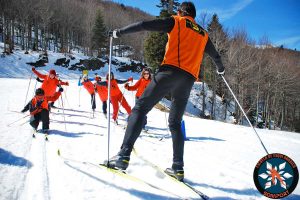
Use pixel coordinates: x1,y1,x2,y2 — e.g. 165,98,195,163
115,17,175,37
126,79,141,91
32,68,47,79
204,37,225,74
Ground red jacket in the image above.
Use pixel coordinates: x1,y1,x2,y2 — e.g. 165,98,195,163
95,83,108,101
30,92,61,115
108,79,122,97
126,78,151,98
33,69,68,96
82,80,95,95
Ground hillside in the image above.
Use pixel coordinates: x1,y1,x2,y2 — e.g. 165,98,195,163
1,78,300,199
1,43,300,199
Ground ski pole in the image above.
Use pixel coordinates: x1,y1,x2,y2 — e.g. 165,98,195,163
7,114,30,127
92,92,96,118
115,86,127,122
159,105,170,141
78,86,81,107
24,73,33,106
31,79,38,98
106,36,113,165
63,86,70,108
60,93,67,131
221,75,269,155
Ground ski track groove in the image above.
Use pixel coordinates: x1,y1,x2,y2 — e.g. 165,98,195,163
20,134,51,200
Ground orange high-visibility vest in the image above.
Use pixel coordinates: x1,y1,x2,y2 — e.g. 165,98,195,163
162,15,209,79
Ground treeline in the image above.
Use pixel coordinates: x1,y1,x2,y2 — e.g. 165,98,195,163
200,15,300,132
0,0,152,59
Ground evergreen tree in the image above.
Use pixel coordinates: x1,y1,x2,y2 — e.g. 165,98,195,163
92,9,107,57
203,14,228,119
144,0,179,71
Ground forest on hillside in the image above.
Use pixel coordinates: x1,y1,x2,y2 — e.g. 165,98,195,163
0,0,152,59
1,0,300,132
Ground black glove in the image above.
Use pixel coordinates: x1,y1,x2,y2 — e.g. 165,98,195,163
59,87,64,92
21,108,26,113
36,100,43,107
108,29,120,38
217,69,225,75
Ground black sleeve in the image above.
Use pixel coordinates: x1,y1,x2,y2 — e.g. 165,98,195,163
21,102,31,112
115,79,128,84
118,17,175,36
36,77,44,83
97,81,107,86
204,37,225,72
29,103,37,113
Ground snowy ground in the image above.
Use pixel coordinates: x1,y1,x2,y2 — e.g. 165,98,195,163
1,78,300,200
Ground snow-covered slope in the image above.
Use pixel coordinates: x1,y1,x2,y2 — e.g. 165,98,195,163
1,78,300,200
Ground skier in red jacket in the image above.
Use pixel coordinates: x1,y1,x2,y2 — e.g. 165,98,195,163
78,75,96,110
94,76,108,115
124,68,151,129
32,68,69,108
97,72,132,123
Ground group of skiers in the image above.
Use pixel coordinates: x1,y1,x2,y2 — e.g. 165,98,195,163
21,66,152,134
21,68,69,134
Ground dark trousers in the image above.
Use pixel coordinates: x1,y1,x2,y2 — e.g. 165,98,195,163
30,109,50,130
91,93,96,110
121,66,195,168
102,101,107,114
136,97,147,128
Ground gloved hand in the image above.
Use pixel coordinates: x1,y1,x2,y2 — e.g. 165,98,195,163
36,101,43,107
217,69,225,75
124,83,129,89
32,67,35,71
128,77,133,82
59,87,64,92
21,108,26,113
108,29,120,38
65,82,69,86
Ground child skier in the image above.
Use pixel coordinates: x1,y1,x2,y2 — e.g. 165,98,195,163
32,68,69,108
78,75,96,110
97,72,132,123
21,87,63,135
94,76,108,116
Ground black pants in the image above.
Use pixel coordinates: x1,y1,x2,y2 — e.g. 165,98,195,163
30,109,50,130
121,66,195,168
102,100,107,114
136,97,147,128
91,93,96,110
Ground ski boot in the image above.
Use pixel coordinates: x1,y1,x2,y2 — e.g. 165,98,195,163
104,147,131,170
165,166,184,181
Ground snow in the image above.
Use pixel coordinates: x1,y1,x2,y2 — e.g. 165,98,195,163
1,46,300,199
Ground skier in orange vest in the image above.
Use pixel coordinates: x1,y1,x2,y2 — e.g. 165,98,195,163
107,1,225,181
21,87,63,134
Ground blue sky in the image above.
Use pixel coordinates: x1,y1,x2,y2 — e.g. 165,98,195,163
112,0,300,50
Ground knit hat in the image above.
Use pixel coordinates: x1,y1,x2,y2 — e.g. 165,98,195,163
49,69,56,76
35,88,45,96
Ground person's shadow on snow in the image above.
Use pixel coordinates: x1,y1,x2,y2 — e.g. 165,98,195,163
0,148,32,168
